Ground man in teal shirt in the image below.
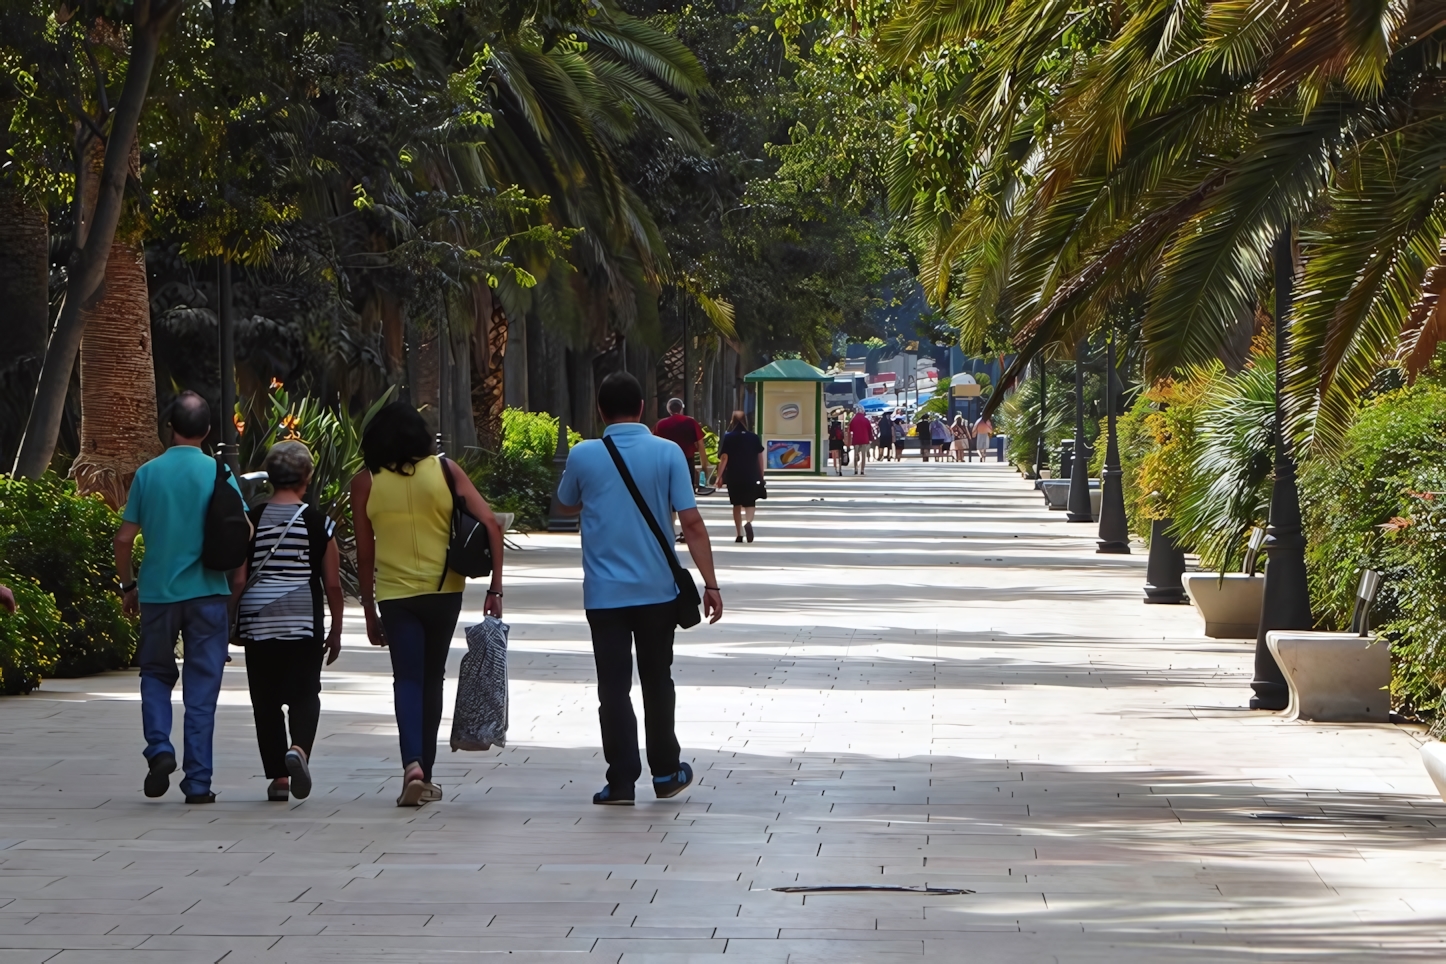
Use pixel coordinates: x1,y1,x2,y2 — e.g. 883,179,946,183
115,392,243,803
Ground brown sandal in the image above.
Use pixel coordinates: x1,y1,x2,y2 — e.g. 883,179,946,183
396,764,427,807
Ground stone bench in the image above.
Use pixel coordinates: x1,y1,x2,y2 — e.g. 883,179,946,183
1265,631,1390,723
1039,479,1100,517
1182,573,1263,638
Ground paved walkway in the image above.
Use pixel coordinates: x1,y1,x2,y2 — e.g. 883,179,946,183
2,461,1444,962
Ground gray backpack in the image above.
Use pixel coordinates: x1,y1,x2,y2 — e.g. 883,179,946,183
450,616,509,751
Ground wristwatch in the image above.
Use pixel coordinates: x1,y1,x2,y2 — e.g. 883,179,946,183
117,580,137,593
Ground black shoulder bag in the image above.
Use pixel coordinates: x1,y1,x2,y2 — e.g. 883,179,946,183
602,436,702,629
202,454,251,571
438,458,494,590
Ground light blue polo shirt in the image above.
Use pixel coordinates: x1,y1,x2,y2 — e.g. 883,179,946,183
122,445,243,604
557,422,697,611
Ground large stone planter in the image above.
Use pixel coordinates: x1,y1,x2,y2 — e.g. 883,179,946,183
1040,479,1099,514
1420,743,1446,802
1182,572,1263,638
1265,631,1389,723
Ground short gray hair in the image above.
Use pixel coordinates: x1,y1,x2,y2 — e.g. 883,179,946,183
263,440,314,489
667,397,684,414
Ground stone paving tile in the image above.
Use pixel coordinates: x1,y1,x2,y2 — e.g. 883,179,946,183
1,463,1445,960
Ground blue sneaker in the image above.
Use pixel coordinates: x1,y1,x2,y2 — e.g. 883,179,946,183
592,784,635,806
653,762,693,799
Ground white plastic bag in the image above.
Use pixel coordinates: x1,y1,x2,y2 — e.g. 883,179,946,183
450,616,509,751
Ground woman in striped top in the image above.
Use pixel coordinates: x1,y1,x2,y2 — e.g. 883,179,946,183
234,441,344,802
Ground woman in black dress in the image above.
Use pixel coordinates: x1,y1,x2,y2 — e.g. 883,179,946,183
827,416,846,475
716,410,766,543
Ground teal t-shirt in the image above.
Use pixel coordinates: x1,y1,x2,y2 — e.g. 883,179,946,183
121,446,243,604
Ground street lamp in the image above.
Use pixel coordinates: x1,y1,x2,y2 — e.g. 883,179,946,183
1031,359,1047,479
1066,338,1093,522
1250,227,1313,710
1096,328,1129,553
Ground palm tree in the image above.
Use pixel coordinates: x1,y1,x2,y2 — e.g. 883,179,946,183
879,0,1446,448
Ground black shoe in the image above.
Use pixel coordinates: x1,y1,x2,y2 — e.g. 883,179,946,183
592,784,635,806
744,522,754,543
284,748,312,799
653,762,694,799
184,791,216,804
735,535,743,543
144,752,176,798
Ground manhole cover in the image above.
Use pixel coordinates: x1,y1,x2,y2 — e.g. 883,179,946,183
1248,812,1389,822
771,885,973,895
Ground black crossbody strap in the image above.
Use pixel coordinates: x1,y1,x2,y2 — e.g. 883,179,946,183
601,436,689,584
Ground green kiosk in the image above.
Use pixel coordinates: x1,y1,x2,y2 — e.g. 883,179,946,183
743,359,829,476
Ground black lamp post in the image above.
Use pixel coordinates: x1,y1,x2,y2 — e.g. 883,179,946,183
1250,228,1314,710
1032,359,1047,478
217,258,239,473
546,412,579,532
1066,338,1093,522
1143,516,1187,602
1096,329,1129,553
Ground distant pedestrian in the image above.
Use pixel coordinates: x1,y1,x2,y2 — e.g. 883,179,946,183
654,398,711,533
352,402,505,807
233,441,345,803
916,413,931,461
974,416,994,462
114,391,244,804
717,411,766,543
556,373,723,806
876,414,894,461
848,409,872,475
931,416,949,458
892,415,907,461
827,416,845,476
950,415,968,461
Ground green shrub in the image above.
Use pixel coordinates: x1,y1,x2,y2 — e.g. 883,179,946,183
1169,357,1275,572
1300,378,1446,718
998,372,1070,472
0,474,135,677
467,408,582,530
0,570,60,694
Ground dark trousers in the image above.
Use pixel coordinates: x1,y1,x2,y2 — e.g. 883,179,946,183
244,638,324,779
586,601,680,787
378,593,463,780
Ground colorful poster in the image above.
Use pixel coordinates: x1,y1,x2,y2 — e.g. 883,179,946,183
767,439,813,470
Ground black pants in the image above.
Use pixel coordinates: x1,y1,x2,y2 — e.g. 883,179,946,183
244,638,324,779
379,593,463,781
586,601,680,788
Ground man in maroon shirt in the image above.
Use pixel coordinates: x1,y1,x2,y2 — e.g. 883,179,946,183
654,398,710,539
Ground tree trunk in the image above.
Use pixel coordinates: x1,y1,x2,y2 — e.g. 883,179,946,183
0,187,49,357
71,238,160,507
13,0,185,477
470,282,508,451
70,139,160,509
0,185,51,470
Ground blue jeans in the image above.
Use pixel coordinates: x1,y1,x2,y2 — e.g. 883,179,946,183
137,596,230,796
378,593,462,781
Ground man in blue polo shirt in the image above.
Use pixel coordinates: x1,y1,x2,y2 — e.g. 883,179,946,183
115,391,243,804
557,372,722,806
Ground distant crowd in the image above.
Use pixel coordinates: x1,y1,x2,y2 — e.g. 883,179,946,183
826,409,995,475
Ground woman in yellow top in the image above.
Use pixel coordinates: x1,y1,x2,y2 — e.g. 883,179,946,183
352,402,504,806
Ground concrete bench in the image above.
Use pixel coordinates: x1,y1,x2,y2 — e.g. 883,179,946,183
1039,479,1100,517
1265,631,1390,722
1182,573,1263,638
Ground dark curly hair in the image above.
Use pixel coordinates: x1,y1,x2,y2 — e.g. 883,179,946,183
361,402,434,475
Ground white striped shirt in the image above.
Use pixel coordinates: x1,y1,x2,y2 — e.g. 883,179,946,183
237,503,333,641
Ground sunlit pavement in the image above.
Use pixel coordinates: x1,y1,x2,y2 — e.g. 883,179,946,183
3,459,1445,962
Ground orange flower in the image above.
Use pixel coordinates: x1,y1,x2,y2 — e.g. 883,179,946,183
281,413,302,440
232,413,246,436
270,377,284,390
1380,516,1414,532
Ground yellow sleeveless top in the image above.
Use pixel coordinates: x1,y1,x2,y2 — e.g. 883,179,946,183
367,455,465,601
